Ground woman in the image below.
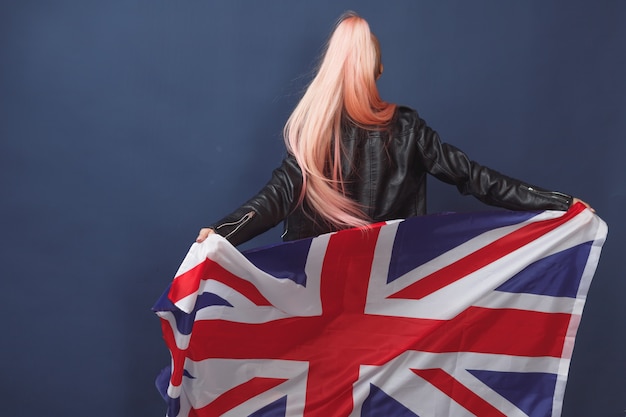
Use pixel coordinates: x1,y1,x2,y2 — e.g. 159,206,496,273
197,12,589,246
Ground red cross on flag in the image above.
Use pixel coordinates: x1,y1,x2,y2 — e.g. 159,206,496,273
154,203,607,417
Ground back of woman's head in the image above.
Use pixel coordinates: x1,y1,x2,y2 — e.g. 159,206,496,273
325,12,391,125
284,12,396,229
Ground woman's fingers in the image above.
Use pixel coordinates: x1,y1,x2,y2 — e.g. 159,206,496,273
196,228,215,243
573,198,595,213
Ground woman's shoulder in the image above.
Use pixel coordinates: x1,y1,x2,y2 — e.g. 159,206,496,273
395,105,417,115
392,105,425,133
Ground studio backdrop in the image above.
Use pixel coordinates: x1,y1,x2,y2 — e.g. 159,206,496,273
1,1,624,416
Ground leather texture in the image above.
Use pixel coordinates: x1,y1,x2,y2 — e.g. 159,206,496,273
208,106,572,246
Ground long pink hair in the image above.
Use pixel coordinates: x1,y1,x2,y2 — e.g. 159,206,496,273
283,12,396,229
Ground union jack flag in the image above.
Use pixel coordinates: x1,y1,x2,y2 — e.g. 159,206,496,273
153,203,607,417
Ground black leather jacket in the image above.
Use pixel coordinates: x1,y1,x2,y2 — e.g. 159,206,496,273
208,106,572,246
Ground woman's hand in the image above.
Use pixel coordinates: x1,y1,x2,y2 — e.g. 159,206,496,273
196,228,215,243
573,198,595,213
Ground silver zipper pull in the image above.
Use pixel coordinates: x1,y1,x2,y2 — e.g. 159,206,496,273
218,210,255,239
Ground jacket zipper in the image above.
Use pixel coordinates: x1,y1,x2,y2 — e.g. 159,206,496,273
215,210,255,240
522,185,571,205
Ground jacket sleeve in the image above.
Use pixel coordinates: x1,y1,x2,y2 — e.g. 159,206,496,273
206,155,302,246
413,116,573,211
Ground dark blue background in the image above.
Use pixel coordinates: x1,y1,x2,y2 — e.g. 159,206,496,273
1,1,624,416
